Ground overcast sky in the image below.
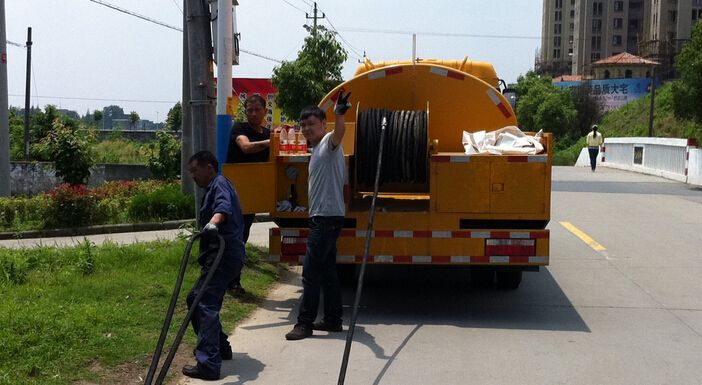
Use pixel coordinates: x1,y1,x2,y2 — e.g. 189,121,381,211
5,0,542,122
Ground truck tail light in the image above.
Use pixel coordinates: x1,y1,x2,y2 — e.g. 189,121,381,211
281,236,307,255
485,239,535,256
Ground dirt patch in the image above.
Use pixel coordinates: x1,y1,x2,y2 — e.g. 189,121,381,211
82,347,194,385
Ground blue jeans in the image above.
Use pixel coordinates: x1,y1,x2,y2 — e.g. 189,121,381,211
588,147,599,170
187,253,242,377
296,216,345,327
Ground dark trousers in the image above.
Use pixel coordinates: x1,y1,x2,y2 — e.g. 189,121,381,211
227,214,254,289
296,216,345,326
187,258,242,376
588,147,599,171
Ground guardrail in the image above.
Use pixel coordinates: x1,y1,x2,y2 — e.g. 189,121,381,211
599,137,699,185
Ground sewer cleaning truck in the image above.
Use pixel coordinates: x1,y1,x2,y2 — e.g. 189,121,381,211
222,57,552,289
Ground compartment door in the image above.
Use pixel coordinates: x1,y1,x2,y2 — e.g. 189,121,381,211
490,162,546,214
222,162,276,214
433,161,491,213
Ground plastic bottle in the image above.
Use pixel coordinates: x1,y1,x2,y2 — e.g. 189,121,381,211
278,126,287,155
287,127,297,155
297,130,307,154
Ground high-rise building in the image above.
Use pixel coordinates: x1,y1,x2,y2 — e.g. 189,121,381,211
538,0,700,79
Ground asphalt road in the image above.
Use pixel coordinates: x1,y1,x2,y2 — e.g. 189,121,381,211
181,166,702,385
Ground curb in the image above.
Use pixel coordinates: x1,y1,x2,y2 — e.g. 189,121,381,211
0,214,272,240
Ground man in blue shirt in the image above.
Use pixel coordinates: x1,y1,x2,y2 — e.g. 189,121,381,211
183,150,245,380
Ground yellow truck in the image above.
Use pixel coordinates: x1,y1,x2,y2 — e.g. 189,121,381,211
223,58,551,289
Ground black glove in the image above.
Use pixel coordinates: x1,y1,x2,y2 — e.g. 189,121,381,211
334,91,352,116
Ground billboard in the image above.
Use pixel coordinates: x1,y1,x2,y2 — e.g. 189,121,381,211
553,78,659,111
227,78,291,129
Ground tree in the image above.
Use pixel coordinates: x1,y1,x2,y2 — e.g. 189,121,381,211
147,129,181,180
129,111,140,130
272,26,347,118
672,22,702,122
93,110,103,129
165,102,182,132
570,81,603,137
515,71,577,148
40,119,95,185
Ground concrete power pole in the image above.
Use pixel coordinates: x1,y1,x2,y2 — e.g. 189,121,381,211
306,2,325,35
181,0,194,195
186,0,216,224
215,0,233,168
0,0,11,197
23,27,32,161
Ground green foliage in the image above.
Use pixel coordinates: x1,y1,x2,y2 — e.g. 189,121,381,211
93,138,148,164
92,109,103,127
165,102,182,132
128,184,194,222
0,240,277,385
570,82,604,137
128,111,140,129
8,108,24,160
515,71,577,148
76,238,96,276
39,119,95,185
0,195,49,231
673,22,702,122
147,129,181,180
272,26,348,118
43,184,99,229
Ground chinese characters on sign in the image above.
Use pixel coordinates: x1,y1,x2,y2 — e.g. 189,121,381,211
553,78,658,111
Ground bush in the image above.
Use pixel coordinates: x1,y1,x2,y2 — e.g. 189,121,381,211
0,196,50,231
93,138,148,164
128,184,194,222
40,119,96,185
43,184,98,229
147,130,181,180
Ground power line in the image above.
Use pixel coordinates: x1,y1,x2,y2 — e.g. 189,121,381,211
8,94,178,104
280,0,306,13
337,26,542,40
87,0,182,32
86,0,283,63
171,0,183,15
6,40,25,48
324,15,363,59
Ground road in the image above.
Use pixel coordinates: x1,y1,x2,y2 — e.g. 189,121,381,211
181,166,702,385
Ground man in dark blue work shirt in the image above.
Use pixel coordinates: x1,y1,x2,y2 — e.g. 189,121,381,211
183,150,245,381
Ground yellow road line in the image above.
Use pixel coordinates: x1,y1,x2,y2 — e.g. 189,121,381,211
559,221,607,251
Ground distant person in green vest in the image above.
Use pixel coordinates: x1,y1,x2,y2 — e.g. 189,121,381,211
226,94,271,296
586,124,604,172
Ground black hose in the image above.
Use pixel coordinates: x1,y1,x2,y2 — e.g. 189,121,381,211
144,232,226,385
338,116,388,385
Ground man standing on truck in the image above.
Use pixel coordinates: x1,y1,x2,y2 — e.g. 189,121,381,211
183,150,245,380
226,94,271,295
285,91,352,341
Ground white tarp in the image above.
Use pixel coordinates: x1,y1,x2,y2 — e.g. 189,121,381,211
463,126,544,155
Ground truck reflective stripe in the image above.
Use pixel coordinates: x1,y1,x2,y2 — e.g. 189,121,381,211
487,89,512,118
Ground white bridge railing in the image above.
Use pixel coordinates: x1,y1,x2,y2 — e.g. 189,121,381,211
598,137,699,185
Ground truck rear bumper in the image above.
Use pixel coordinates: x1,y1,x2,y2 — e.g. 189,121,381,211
269,227,549,267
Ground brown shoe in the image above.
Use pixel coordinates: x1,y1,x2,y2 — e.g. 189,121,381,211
285,324,312,340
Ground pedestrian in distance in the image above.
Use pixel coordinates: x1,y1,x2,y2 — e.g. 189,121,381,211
285,91,352,341
225,94,271,296
183,150,246,380
586,124,604,172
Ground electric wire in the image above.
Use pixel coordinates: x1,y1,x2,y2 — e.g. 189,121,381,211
6,40,25,48
8,94,178,104
86,0,282,63
280,0,307,14
171,0,183,15
324,15,364,59
337,26,543,40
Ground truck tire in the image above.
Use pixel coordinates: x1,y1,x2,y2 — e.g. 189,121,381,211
337,264,358,285
496,270,522,290
470,267,495,288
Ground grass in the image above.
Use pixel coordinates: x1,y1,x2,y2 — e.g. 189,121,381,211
553,82,702,166
0,238,280,385
93,138,149,164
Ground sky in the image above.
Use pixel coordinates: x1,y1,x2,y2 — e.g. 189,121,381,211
5,0,543,122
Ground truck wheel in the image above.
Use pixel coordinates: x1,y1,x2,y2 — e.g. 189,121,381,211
470,267,495,288
337,264,358,285
496,270,522,290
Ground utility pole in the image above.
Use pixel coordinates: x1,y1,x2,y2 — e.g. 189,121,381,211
185,0,216,225
306,2,325,35
181,0,194,195
648,65,656,137
0,0,11,197
23,27,32,161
